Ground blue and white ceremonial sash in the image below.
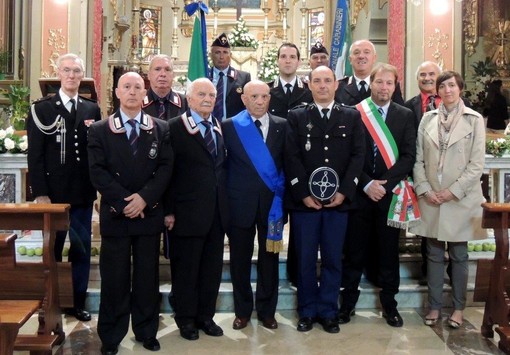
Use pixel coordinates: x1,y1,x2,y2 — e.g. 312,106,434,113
330,0,350,78
232,110,285,253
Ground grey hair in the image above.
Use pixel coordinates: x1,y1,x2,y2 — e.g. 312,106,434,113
149,54,174,71
415,61,442,80
187,78,217,98
56,53,85,72
349,40,376,55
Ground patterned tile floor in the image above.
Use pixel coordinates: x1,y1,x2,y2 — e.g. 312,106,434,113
15,307,505,354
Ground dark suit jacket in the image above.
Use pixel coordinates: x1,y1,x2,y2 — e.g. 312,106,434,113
268,77,313,119
142,88,188,121
165,112,229,235
356,101,416,211
335,76,405,106
210,66,251,119
404,94,474,132
87,112,173,236
222,113,286,228
27,93,101,204
284,102,366,212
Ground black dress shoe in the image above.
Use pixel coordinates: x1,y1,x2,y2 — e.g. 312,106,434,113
337,308,355,324
383,309,403,327
297,317,314,332
179,324,199,341
100,345,118,355
65,308,92,322
139,337,160,351
319,318,340,333
198,320,224,336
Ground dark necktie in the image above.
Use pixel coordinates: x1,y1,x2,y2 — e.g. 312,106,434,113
426,95,436,112
158,98,166,119
69,98,77,118
321,108,330,120
213,72,224,120
201,120,217,157
285,83,292,99
373,107,384,173
255,119,263,138
126,119,138,155
359,80,367,99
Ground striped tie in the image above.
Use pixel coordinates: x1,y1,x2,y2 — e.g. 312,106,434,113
213,72,224,120
158,98,166,119
127,119,138,155
201,120,216,157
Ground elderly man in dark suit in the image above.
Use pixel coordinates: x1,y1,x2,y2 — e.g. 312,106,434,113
88,72,173,354
165,78,229,341
222,80,286,331
285,66,365,334
339,63,416,328
26,53,101,322
268,42,313,119
209,33,251,121
142,54,188,120
334,40,404,106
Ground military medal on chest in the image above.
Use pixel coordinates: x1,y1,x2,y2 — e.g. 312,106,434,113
305,121,313,151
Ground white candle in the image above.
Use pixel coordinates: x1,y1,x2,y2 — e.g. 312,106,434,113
302,0,306,7
264,0,268,7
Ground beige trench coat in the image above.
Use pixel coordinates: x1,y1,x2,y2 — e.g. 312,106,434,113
410,107,487,242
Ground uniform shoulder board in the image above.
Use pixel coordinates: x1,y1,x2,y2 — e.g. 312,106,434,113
33,95,52,104
340,103,357,110
305,103,317,111
78,95,97,103
290,102,310,111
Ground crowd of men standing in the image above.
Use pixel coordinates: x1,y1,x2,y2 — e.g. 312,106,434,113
25,32,486,355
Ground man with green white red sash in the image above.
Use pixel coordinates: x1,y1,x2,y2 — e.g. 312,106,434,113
339,63,418,328
222,80,286,331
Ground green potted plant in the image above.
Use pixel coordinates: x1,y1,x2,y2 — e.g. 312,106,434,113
0,50,11,80
4,85,30,131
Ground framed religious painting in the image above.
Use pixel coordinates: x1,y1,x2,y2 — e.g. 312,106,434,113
308,8,325,48
498,169,510,203
138,5,162,63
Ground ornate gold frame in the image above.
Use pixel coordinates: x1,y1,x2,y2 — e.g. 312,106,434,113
463,0,478,57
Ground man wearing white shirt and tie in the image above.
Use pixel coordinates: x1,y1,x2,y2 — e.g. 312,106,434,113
340,63,416,328
334,40,404,106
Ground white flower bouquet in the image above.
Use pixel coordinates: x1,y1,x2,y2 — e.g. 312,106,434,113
0,126,28,154
228,17,259,50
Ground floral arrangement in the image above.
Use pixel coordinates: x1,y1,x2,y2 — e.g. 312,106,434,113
176,75,187,86
486,137,510,157
227,17,259,50
258,47,279,83
0,126,28,154
465,57,498,113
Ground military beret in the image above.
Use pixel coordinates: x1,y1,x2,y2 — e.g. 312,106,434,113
211,33,230,48
310,42,328,56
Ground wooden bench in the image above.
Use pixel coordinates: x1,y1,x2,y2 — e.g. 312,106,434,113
0,203,71,354
0,299,47,355
474,202,510,354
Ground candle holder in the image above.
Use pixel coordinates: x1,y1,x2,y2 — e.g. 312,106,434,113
300,6,308,60
171,1,180,59
262,6,270,51
127,6,141,72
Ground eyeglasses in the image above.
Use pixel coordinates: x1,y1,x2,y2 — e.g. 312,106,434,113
60,68,83,76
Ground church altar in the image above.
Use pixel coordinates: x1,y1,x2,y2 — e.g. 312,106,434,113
0,153,28,203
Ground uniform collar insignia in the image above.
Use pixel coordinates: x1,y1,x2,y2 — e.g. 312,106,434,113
227,67,237,80
170,91,182,107
181,113,200,135
108,112,153,133
143,96,151,106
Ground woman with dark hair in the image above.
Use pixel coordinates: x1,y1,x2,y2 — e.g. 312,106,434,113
484,79,509,131
411,71,487,329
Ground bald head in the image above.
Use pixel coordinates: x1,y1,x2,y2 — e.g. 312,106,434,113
115,72,147,117
241,80,271,118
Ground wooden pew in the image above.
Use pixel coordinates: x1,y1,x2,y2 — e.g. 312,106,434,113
474,203,510,354
0,203,71,354
0,299,43,355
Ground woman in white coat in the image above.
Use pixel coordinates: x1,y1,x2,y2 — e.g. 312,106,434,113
411,71,486,329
